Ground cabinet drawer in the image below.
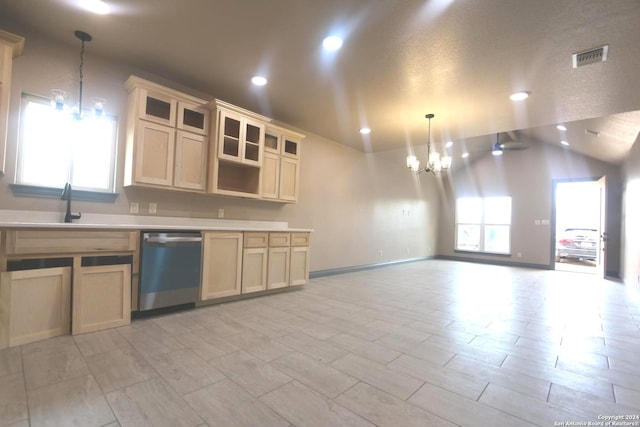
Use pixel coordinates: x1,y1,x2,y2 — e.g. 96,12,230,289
268,233,290,247
291,233,310,247
244,232,268,248
4,230,137,255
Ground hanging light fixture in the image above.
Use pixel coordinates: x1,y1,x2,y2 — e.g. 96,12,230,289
51,30,105,119
407,113,452,174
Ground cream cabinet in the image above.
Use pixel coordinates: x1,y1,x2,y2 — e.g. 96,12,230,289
267,232,310,289
174,130,208,191
124,76,209,192
0,30,24,175
241,233,268,294
243,232,310,291
132,121,175,186
267,233,291,290
267,247,290,289
290,232,311,286
216,108,264,166
209,100,269,198
72,263,131,335
0,267,71,348
0,229,137,349
261,125,303,203
201,232,243,300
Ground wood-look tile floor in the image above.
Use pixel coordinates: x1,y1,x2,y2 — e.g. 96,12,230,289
2,260,640,426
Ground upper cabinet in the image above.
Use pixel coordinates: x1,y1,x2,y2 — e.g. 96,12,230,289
262,125,304,203
0,30,25,175
124,76,209,192
208,100,269,199
217,108,264,166
123,76,304,203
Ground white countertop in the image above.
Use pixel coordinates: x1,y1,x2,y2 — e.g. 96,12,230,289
0,210,313,232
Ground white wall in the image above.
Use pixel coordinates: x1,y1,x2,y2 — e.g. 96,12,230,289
622,135,640,287
437,140,622,275
0,25,439,272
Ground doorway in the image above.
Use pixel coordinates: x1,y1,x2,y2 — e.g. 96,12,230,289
553,179,606,275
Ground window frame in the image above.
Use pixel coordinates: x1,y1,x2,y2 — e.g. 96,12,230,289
455,196,512,255
15,92,119,195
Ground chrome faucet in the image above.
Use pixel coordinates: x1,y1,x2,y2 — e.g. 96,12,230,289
62,182,81,223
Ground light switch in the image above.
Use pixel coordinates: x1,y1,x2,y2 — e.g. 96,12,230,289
218,208,224,218
129,202,139,214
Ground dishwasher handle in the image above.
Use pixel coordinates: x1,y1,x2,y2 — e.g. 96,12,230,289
143,234,202,244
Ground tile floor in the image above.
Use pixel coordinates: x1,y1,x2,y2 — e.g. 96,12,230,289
1,259,640,427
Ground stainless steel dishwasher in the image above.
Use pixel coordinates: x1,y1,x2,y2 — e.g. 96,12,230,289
139,232,202,312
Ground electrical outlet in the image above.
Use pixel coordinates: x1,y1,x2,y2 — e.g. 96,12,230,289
378,249,383,256
218,208,224,218
129,202,139,214
148,202,157,214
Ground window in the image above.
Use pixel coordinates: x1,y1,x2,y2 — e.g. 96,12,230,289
455,196,512,254
16,93,117,192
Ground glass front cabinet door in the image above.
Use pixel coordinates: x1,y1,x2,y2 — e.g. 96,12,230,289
217,108,264,167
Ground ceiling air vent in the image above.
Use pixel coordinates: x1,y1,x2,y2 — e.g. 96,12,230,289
572,45,608,68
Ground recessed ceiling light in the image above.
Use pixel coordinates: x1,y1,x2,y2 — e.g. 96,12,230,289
359,127,371,135
561,140,569,146
509,91,529,101
445,141,453,148
251,76,267,86
322,36,343,51
462,152,469,158
80,0,110,14
556,124,567,131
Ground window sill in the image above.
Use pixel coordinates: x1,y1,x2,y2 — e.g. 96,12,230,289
454,249,512,257
10,184,119,203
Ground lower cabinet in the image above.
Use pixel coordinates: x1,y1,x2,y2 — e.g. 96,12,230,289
0,267,71,348
72,263,131,335
267,247,290,289
290,246,310,287
241,231,310,293
201,232,243,300
241,232,268,294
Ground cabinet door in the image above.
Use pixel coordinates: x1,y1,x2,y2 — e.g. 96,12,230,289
264,129,280,154
134,121,175,186
0,267,71,348
267,247,290,290
138,88,176,126
242,248,267,294
177,102,209,135
174,130,207,191
201,232,243,300
216,109,264,166
281,134,301,159
279,157,299,202
261,152,280,200
217,109,243,162
242,119,264,166
290,246,310,287
72,264,131,335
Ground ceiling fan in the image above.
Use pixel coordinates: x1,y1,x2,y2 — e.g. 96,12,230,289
491,131,530,155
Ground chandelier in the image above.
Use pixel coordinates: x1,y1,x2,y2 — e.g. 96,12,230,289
51,30,105,119
406,113,452,174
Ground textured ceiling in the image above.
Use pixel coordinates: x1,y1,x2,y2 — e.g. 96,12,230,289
1,0,639,163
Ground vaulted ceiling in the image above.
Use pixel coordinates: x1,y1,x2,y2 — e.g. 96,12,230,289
1,0,639,163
